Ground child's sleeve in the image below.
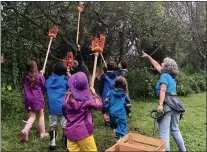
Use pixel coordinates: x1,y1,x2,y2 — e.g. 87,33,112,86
64,76,69,89
88,94,103,111
39,74,46,92
103,92,111,112
76,50,84,68
124,95,131,115
99,74,105,95
62,94,70,118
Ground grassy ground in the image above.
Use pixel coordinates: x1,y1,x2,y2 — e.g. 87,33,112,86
1,93,206,151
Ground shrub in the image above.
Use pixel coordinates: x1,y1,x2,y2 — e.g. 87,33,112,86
190,72,206,92
1,84,24,120
128,67,159,99
176,71,194,96
128,67,206,98
176,71,206,96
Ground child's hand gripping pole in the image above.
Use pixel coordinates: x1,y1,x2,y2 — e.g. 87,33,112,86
42,26,59,75
90,34,106,88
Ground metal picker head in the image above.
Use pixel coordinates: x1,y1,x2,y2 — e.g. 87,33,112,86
91,34,106,53
48,26,59,39
62,52,74,69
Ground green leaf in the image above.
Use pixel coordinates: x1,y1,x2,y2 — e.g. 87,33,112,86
7,85,12,91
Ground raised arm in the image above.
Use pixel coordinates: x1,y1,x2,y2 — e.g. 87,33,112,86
87,88,103,111
142,51,162,73
76,44,84,67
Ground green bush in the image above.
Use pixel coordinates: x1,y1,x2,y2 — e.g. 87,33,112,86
1,84,24,120
128,67,206,98
128,67,159,99
176,71,205,96
176,71,194,96
190,72,206,92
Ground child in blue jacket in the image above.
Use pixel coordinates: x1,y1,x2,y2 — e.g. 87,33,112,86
46,63,69,150
99,61,117,126
103,76,131,139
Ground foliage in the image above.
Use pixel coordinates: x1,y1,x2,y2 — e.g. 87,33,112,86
128,66,159,99
1,1,206,87
127,61,206,98
177,71,206,96
1,85,24,120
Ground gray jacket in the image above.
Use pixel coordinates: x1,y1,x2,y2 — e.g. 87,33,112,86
165,94,185,113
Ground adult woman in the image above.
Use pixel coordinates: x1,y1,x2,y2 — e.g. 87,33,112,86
142,51,186,152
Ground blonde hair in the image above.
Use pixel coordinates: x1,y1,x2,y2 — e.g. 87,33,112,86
161,57,179,77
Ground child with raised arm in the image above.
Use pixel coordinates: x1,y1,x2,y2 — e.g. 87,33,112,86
45,63,69,150
62,72,103,151
20,60,48,142
103,76,131,139
99,61,117,126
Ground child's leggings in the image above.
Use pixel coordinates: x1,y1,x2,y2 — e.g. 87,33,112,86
67,135,97,151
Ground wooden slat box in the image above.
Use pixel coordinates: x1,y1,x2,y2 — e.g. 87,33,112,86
106,133,165,151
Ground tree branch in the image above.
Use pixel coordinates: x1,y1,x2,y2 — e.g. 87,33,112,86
7,2,47,34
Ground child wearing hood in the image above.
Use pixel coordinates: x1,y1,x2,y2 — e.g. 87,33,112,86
62,72,103,151
20,60,48,142
98,61,117,126
45,63,69,150
103,76,131,139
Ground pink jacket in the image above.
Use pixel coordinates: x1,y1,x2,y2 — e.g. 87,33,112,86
62,93,103,141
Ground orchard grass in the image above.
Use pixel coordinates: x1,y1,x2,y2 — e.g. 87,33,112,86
2,93,206,151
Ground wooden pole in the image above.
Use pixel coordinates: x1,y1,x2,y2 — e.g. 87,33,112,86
90,52,99,88
76,11,81,45
100,53,107,68
42,37,53,74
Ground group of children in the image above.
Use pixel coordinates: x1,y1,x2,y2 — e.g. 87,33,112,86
20,57,131,151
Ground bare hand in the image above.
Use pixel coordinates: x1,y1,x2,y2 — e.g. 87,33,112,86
157,105,163,112
40,70,45,74
90,87,96,94
142,51,150,58
66,69,71,77
77,44,81,51
128,113,132,118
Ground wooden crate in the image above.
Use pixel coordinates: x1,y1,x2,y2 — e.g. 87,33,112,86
106,133,165,151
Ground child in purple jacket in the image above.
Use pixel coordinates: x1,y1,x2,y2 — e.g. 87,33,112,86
62,72,103,151
19,60,48,142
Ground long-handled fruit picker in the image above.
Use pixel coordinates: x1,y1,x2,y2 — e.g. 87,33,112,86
90,34,106,88
42,26,59,74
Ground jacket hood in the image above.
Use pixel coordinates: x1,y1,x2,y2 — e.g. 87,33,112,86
111,89,125,97
106,71,117,79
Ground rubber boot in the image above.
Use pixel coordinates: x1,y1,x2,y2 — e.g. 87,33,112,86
62,136,67,150
62,128,67,150
19,121,32,143
49,130,57,150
